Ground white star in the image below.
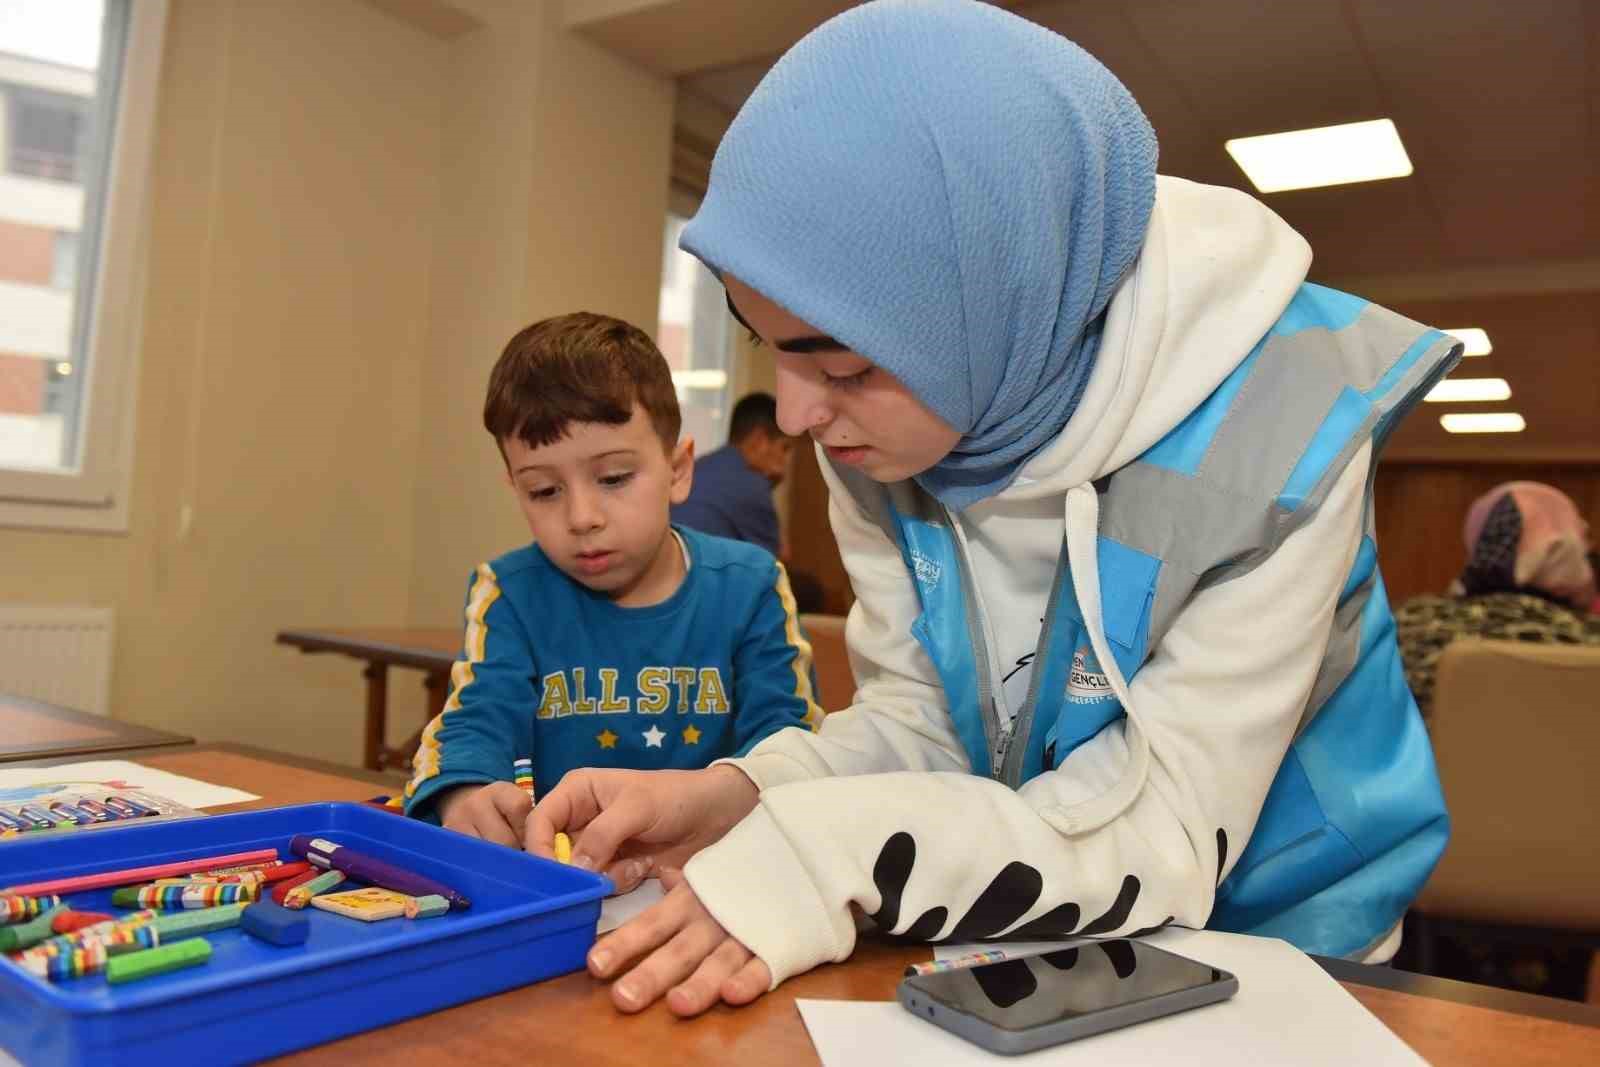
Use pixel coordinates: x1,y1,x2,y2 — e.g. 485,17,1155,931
642,724,666,748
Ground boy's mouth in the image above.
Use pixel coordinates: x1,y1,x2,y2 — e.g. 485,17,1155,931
574,550,615,576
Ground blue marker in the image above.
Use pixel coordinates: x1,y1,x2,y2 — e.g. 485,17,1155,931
15,806,56,830
0,809,28,832
48,802,93,826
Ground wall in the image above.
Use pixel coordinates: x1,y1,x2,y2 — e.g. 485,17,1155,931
1374,462,1600,604
403,1,674,633
0,1,445,760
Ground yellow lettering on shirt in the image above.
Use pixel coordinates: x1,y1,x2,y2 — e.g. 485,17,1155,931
671,667,697,714
537,671,572,719
636,667,670,714
696,667,729,715
571,667,597,714
598,668,629,713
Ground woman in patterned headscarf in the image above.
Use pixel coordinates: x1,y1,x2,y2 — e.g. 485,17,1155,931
1397,482,1600,723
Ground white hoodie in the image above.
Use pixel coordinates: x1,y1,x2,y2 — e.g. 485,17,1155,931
683,177,1378,985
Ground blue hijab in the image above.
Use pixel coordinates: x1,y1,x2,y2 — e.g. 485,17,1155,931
681,0,1157,509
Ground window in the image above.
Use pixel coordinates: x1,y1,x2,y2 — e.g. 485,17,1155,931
657,214,733,454
0,0,167,530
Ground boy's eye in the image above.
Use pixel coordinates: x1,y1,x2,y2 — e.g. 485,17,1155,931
599,472,635,489
526,486,558,501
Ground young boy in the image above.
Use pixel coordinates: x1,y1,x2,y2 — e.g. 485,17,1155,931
403,312,823,846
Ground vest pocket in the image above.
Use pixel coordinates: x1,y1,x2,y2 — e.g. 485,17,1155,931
1211,750,1362,932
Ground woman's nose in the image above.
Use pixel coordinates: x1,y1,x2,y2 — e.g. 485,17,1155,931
775,358,831,436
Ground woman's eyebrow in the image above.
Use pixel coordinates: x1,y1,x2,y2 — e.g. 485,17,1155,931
775,335,849,353
725,291,847,352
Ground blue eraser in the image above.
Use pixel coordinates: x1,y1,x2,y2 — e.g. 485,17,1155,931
240,901,310,946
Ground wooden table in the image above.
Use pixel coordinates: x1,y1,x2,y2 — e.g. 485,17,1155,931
0,691,191,763
276,628,459,771
55,743,1600,1066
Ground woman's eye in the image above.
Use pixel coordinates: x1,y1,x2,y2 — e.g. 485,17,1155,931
825,368,872,390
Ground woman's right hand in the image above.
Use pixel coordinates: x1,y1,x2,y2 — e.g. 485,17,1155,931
526,765,759,893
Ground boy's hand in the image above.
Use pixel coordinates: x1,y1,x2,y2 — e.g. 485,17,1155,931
527,765,758,892
588,867,771,1016
437,781,532,848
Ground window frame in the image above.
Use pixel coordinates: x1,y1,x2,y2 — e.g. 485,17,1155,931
0,0,168,532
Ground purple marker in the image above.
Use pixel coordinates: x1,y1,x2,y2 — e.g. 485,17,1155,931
289,835,470,910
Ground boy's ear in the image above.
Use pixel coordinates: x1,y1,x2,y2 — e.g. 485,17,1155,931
668,435,695,505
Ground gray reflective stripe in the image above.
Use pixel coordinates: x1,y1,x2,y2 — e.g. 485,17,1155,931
1000,545,1071,786
1103,306,1458,659
1301,582,1366,738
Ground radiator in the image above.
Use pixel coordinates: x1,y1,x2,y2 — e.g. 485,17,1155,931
0,605,114,716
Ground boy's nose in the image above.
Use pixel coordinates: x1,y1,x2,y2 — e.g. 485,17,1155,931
775,360,831,436
565,487,604,533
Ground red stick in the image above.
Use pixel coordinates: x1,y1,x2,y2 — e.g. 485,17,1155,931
270,867,322,905
2,849,280,897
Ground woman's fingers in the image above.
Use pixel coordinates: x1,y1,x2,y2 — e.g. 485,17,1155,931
720,957,773,1006
608,912,730,1013
667,937,754,1017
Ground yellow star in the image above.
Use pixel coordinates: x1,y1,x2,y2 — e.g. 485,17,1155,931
681,724,702,745
597,729,618,749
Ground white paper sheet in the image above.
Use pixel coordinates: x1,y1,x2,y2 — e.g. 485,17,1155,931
598,877,666,933
798,928,1426,1066
0,759,258,809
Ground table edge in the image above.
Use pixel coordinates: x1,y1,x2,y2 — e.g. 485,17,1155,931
1315,954,1600,1028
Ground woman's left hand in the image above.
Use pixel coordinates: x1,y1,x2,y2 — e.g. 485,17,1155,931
587,868,772,1016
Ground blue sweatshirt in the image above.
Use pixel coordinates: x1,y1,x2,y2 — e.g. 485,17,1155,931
404,527,823,821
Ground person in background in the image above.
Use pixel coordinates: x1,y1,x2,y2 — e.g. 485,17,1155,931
1396,481,1600,724
671,393,795,557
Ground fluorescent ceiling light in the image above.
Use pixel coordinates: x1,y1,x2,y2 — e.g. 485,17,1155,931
1441,412,1525,434
1444,328,1493,357
1425,378,1511,403
672,369,727,389
1226,119,1413,193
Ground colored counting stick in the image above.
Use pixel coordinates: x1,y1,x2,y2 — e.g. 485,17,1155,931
0,906,67,952
105,938,213,985
404,894,450,919
112,883,259,910
1,894,62,924
281,870,345,910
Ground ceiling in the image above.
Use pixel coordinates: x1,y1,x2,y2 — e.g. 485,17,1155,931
603,0,1600,461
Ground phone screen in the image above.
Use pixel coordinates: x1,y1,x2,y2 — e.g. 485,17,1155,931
903,940,1230,1033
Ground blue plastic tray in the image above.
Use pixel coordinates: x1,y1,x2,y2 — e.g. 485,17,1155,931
0,802,610,1066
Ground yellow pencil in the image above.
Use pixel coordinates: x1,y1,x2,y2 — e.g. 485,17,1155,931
553,832,572,865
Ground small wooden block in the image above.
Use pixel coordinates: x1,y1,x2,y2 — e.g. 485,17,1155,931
309,887,410,922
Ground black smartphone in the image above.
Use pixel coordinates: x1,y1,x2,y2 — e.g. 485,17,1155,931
898,939,1238,1056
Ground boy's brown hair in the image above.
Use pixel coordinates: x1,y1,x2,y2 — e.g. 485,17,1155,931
484,312,681,454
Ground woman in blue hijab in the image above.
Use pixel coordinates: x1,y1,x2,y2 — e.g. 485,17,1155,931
530,0,1454,1016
